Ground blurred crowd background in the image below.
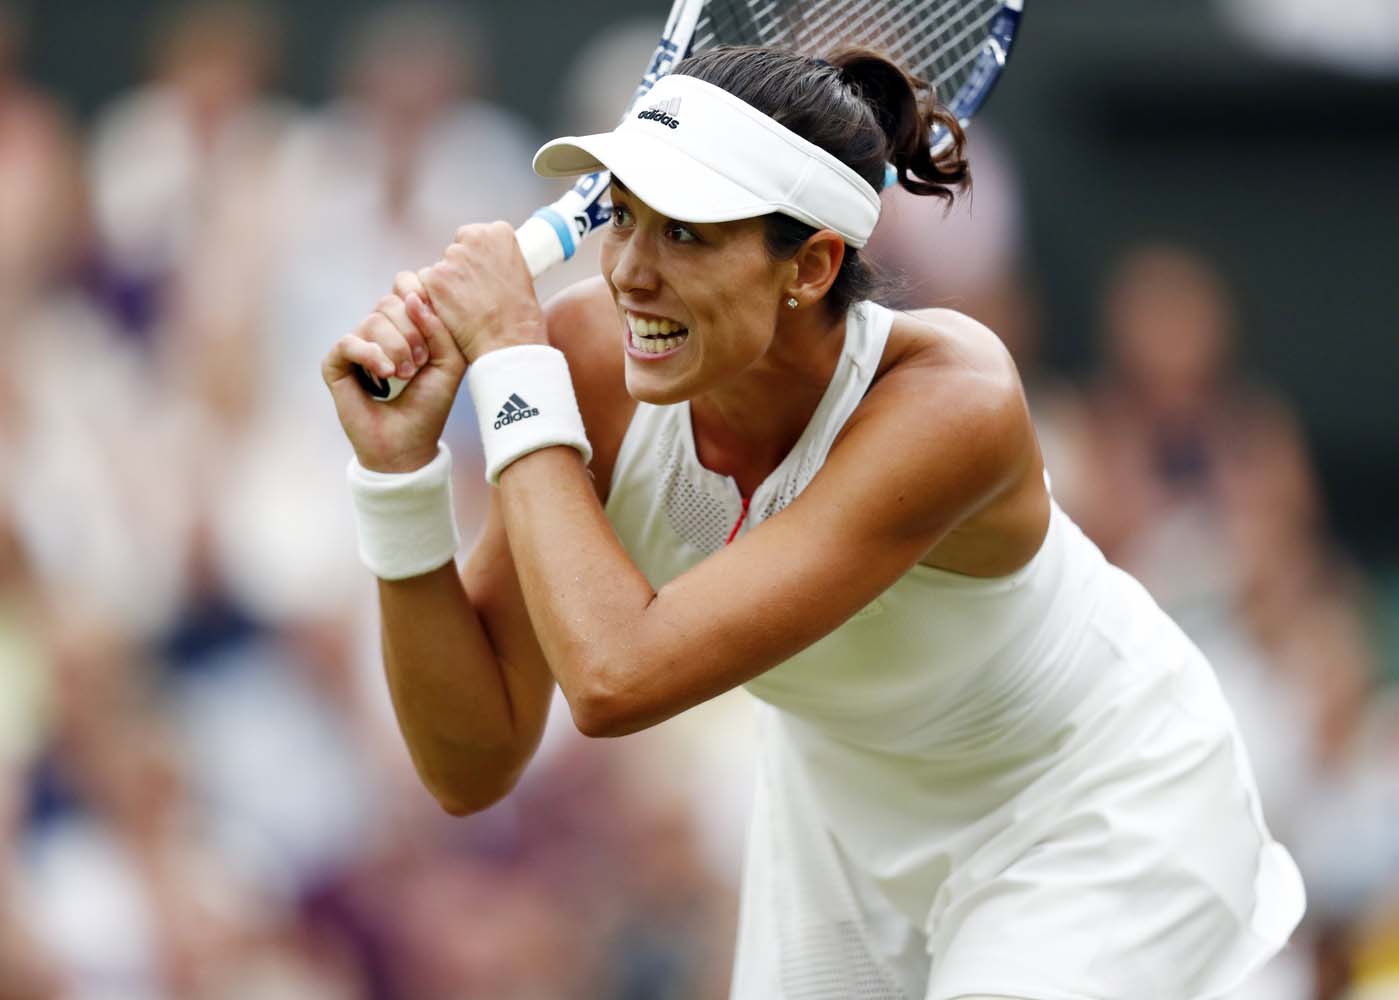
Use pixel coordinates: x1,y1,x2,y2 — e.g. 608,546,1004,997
1,1,1396,998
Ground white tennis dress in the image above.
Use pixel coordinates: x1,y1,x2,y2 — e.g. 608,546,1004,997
602,302,1305,1000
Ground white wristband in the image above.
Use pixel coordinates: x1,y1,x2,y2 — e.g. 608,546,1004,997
347,443,460,580
467,344,593,485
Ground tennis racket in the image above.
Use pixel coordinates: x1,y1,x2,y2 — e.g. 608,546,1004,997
357,0,1025,401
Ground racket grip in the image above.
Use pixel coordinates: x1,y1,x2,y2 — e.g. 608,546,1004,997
356,216,572,403
517,214,570,278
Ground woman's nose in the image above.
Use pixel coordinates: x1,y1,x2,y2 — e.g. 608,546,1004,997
608,229,660,296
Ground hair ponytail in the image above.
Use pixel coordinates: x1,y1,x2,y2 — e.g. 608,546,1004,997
830,47,969,203
675,45,972,314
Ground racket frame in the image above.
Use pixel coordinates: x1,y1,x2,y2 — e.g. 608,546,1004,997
934,0,1023,148
516,0,709,277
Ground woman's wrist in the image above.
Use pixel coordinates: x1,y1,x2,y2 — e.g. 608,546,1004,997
355,443,442,475
347,442,461,580
466,344,592,485
467,319,549,365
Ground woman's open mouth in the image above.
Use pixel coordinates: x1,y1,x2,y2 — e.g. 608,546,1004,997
626,312,690,358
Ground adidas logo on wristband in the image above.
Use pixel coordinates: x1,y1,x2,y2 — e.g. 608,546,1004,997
468,346,592,485
493,393,540,430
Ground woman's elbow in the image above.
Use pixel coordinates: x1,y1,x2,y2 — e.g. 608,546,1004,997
430,774,516,816
566,671,651,738
419,755,524,817
569,689,631,739
436,794,491,818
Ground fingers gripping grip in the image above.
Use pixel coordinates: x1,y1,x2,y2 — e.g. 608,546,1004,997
355,207,581,403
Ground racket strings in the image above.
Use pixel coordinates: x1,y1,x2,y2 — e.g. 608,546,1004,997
694,0,1003,98
910,3,1002,87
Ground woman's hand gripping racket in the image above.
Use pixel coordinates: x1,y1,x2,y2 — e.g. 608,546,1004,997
354,0,1026,402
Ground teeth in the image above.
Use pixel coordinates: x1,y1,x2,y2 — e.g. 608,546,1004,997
628,313,685,338
626,313,689,355
631,329,688,354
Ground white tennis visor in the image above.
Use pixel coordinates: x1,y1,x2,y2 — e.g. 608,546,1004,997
533,74,883,248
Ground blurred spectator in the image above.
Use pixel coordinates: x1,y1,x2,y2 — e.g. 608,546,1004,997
165,624,377,902
1077,244,1298,583
176,2,548,625
0,3,85,315
1,2,198,638
82,0,292,645
1073,243,1389,999
21,621,253,998
1077,245,1374,713
244,0,546,416
88,0,289,341
1075,245,1374,798
3,287,202,635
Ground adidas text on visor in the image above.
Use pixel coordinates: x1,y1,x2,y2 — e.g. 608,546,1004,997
534,74,882,248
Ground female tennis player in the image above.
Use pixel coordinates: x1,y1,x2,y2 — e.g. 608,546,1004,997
324,46,1304,1000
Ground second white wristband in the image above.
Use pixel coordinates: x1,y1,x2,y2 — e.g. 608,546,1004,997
467,345,593,485
347,443,460,581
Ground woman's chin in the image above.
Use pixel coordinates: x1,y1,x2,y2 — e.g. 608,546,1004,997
624,364,696,405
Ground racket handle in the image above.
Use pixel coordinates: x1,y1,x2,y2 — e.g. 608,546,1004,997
354,215,573,402
517,214,571,278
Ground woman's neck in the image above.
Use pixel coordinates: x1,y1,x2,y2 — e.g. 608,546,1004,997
689,309,847,495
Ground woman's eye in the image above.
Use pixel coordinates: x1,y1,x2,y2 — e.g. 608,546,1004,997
667,224,698,243
610,205,633,228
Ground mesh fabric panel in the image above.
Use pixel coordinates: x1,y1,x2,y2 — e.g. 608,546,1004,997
658,419,743,554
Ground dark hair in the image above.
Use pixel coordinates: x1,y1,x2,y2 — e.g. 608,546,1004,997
675,45,969,316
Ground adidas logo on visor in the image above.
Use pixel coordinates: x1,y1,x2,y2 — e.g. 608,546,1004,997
493,392,540,430
636,96,681,129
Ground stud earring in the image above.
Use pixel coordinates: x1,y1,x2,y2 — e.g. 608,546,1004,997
785,297,799,310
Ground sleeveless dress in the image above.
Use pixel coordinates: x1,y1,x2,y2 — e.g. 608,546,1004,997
602,302,1305,1000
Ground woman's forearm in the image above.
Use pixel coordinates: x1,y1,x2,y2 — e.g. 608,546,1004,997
377,562,544,814
496,448,675,734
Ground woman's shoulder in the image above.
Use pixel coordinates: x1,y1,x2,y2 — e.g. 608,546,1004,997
877,305,1022,390
845,305,1047,576
855,305,1028,441
541,276,637,498
543,276,619,358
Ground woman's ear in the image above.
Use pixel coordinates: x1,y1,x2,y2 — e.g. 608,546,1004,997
784,230,846,308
